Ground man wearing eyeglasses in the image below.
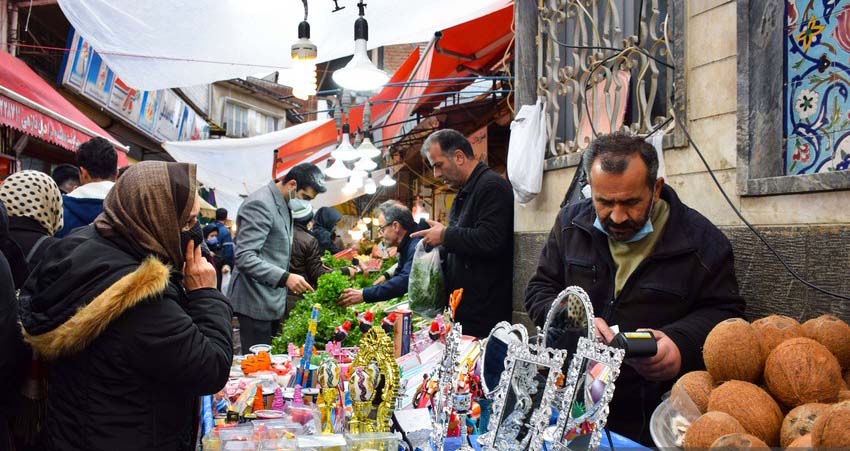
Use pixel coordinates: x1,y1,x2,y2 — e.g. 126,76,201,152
338,201,421,306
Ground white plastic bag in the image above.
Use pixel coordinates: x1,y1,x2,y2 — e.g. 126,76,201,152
220,270,232,294
407,241,445,317
507,96,548,203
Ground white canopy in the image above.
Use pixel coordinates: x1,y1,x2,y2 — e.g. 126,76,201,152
163,119,329,216
57,0,512,90
163,119,398,214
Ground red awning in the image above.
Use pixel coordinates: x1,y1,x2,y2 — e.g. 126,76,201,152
272,5,513,176
0,51,129,166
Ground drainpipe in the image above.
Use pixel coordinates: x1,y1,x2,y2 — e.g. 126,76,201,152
0,0,8,53
9,3,18,56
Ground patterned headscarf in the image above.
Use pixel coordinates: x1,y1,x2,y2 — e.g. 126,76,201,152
94,161,198,268
0,170,64,236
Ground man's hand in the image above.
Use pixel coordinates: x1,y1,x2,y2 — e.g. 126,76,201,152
183,241,217,291
286,273,314,296
410,220,446,248
338,288,364,307
372,275,386,286
594,318,616,344
628,329,681,382
222,265,231,274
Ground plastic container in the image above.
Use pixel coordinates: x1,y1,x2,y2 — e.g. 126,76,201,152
345,432,402,451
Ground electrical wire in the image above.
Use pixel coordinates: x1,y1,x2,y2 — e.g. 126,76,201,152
671,108,850,304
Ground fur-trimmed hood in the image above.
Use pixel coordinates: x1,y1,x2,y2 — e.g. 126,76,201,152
18,226,173,360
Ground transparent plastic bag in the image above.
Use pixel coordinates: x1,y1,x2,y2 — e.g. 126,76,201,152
407,241,445,317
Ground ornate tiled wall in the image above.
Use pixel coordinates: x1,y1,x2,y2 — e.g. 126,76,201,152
785,0,850,174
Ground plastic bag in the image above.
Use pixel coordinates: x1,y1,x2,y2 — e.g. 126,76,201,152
221,270,232,294
507,96,548,203
407,241,445,317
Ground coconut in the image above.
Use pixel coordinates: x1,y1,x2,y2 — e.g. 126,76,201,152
709,433,769,449
708,380,783,446
703,318,765,383
764,337,842,407
787,434,812,448
779,403,830,447
674,371,716,414
802,314,850,369
683,412,746,449
845,369,850,388
751,315,803,354
812,401,850,448
839,390,850,402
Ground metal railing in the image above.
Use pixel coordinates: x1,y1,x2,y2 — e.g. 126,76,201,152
538,0,676,157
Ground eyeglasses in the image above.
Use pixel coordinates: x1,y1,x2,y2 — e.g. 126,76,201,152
377,222,394,233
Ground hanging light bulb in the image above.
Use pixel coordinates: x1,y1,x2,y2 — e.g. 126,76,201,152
354,156,377,171
324,158,351,179
331,123,360,162
356,220,368,231
363,217,372,225
356,131,381,160
332,1,390,92
364,173,377,194
379,168,397,187
350,229,364,241
291,16,318,100
342,177,358,196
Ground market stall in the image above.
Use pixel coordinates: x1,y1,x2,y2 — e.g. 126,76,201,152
200,283,653,451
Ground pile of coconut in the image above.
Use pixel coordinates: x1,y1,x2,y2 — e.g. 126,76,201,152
673,314,850,449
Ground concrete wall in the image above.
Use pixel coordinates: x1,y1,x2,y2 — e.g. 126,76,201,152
512,1,850,328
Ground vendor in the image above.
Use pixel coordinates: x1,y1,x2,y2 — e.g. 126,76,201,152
523,132,745,445
338,201,421,306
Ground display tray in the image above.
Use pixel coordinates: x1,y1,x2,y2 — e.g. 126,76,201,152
649,398,680,449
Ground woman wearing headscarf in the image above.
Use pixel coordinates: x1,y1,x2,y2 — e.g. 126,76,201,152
18,162,233,451
0,170,63,286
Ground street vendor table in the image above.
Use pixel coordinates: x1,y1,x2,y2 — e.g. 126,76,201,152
440,431,648,451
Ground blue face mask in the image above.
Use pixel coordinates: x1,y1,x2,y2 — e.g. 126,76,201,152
287,188,311,212
206,236,219,247
593,197,655,243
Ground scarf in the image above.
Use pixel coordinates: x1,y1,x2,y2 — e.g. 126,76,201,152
0,170,64,235
94,161,197,268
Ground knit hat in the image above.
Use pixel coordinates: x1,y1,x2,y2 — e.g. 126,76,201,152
291,201,313,222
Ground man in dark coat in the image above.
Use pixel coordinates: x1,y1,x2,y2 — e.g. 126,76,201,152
413,129,514,338
524,132,745,445
338,201,422,306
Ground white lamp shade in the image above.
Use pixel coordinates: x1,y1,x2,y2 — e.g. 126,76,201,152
379,168,396,187
363,217,372,224
356,137,381,160
354,157,378,171
342,180,358,195
350,174,364,189
364,176,377,194
350,229,364,241
324,158,352,179
332,132,360,162
332,39,390,92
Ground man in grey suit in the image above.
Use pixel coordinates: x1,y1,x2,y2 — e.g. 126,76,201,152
228,163,326,350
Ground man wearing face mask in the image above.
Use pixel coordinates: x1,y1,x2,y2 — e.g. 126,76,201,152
523,132,745,445
228,163,326,350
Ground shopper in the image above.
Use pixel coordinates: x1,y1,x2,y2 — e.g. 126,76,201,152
0,200,31,451
312,206,343,255
0,170,64,287
338,201,421,306
51,164,80,195
412,129,514,338
228,163,325,350
19,161,233,451
56,137,118,237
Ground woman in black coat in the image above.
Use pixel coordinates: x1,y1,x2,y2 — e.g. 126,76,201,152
0,170,64,288
18,162,233,451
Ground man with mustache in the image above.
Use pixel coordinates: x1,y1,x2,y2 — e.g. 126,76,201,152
524,132,745,445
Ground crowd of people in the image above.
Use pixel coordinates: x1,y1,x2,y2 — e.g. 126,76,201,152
0,127,747,450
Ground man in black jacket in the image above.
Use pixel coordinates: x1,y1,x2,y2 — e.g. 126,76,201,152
413,129,514,338
524,132,745,445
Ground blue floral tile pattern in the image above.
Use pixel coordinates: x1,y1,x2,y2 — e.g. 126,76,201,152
785,0,850,174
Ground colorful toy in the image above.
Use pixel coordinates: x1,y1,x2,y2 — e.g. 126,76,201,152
271,387,285,411
358,311,374,333
317,358,341,434
381,312,397,334
294,304,321,387
333,320,351,343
